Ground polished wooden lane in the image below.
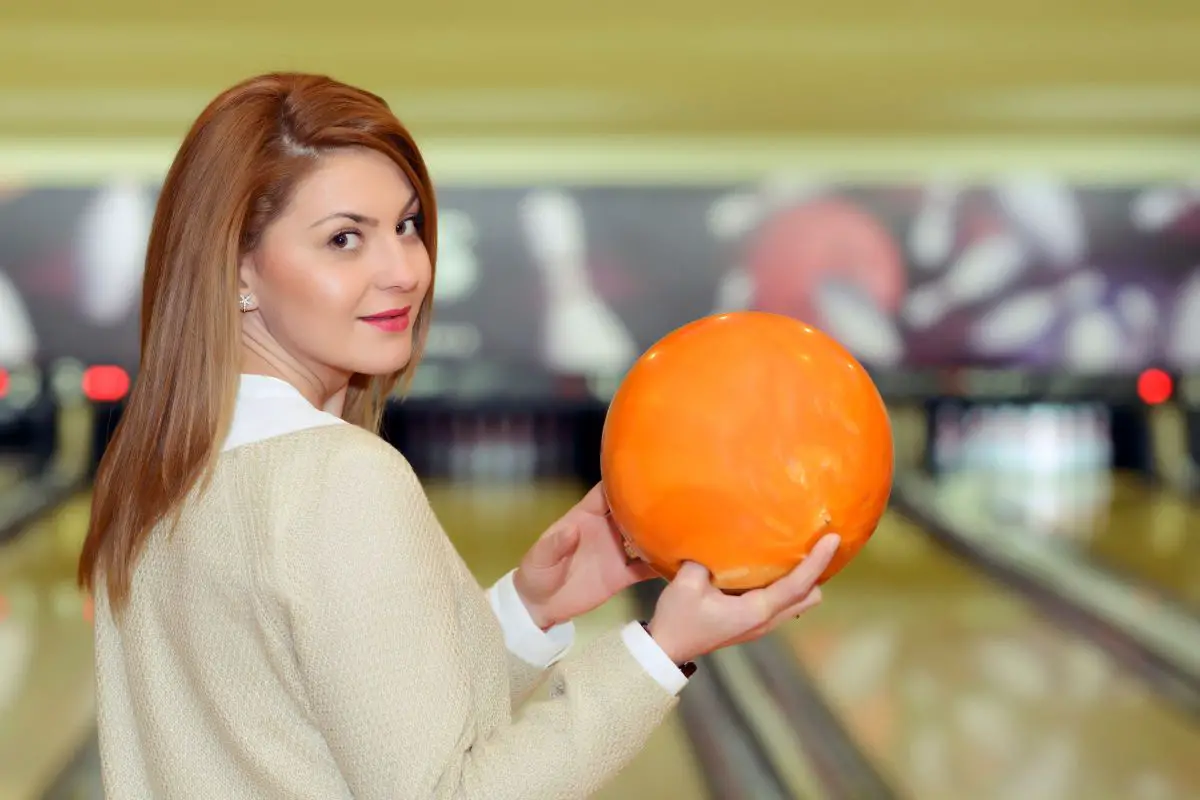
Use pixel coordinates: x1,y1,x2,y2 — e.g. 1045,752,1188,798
1068,474,1200,615
775,508,1200,800
0,493,94,800
0,457,35,493
937,470,1200,616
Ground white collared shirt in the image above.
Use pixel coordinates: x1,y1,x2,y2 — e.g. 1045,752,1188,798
225,374,687,694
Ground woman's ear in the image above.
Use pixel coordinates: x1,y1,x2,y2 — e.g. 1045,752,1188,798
237,251,256,296
236,252,260,314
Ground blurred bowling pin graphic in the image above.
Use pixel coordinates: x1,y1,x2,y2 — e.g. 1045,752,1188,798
1062,307,1124,374
968,269,1105,356
0,269,36,366
903,233,1029,329
992,175,1086,267
968,288,1058,355
1130,181,1200,232
431,209,480,304
1166,269,1200,368
813,280,905,367
1113,285,1160,366
519,189,637,375
908,179,961,270
706,191,760,314
905,177,1085,330
706,190,764,243
1056,272,1162,373
711,265,754,313
76,181,154,326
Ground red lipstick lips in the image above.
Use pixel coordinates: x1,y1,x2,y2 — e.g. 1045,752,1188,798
360,306,411,333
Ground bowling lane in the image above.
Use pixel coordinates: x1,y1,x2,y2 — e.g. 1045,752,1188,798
939,469,1200,617
425,480,710,800
774,509,1200,800
1063,473,1200,616
0,492,95,800
0,456,33,492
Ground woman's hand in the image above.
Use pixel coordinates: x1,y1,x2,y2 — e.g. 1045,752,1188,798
513,483,658,630
647,533,840,664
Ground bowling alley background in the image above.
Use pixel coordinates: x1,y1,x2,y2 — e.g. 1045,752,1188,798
3,179,1199,380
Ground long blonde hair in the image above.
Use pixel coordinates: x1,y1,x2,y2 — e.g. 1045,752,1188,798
79,72,439,611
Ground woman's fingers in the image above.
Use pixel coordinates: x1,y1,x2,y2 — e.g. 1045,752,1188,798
724,586,824,647
739,534,840,622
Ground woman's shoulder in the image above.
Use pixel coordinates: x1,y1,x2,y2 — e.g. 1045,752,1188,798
223,425,434,560
218,424,415,506
226,424,417,490
242,427,442,568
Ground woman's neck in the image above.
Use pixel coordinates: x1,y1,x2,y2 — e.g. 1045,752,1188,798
240,349,349,417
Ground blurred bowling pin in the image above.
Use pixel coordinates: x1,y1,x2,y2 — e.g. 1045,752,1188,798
706,191,763,241
520,189,637,375
969,269,1106,355
968,288,1057,354
908,180,961,270
1062,307,1124,373
1056,270,1122,372
813,280,905,367
993,175,1086,267
1166,269,1200,368
711,265,753,313
1026,404,1062,476
1130,181,1200,232
903,233,1029,329
432,210,480,304
0,270,36,366
76,181,153,326
1114,285,1159,366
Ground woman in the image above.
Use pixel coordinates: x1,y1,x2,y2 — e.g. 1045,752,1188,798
78,72,839,799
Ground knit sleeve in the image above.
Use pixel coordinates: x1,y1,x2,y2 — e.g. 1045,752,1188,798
282,433,678,800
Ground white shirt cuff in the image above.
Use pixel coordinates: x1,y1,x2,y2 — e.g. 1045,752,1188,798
620,620,690,696
486,570,576,668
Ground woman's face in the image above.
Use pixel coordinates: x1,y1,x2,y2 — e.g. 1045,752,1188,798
239,146,431,384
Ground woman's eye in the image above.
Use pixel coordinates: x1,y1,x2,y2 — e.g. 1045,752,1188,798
397,217,419,237
330,231,362,250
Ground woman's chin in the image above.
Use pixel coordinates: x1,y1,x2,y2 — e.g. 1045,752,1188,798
352,348,413,378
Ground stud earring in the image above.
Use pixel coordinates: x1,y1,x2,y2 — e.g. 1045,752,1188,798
238,294,255,313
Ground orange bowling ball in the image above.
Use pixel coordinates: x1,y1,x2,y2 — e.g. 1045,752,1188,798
600,311,893,592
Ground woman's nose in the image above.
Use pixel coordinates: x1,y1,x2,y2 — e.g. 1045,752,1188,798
380,244,421,293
